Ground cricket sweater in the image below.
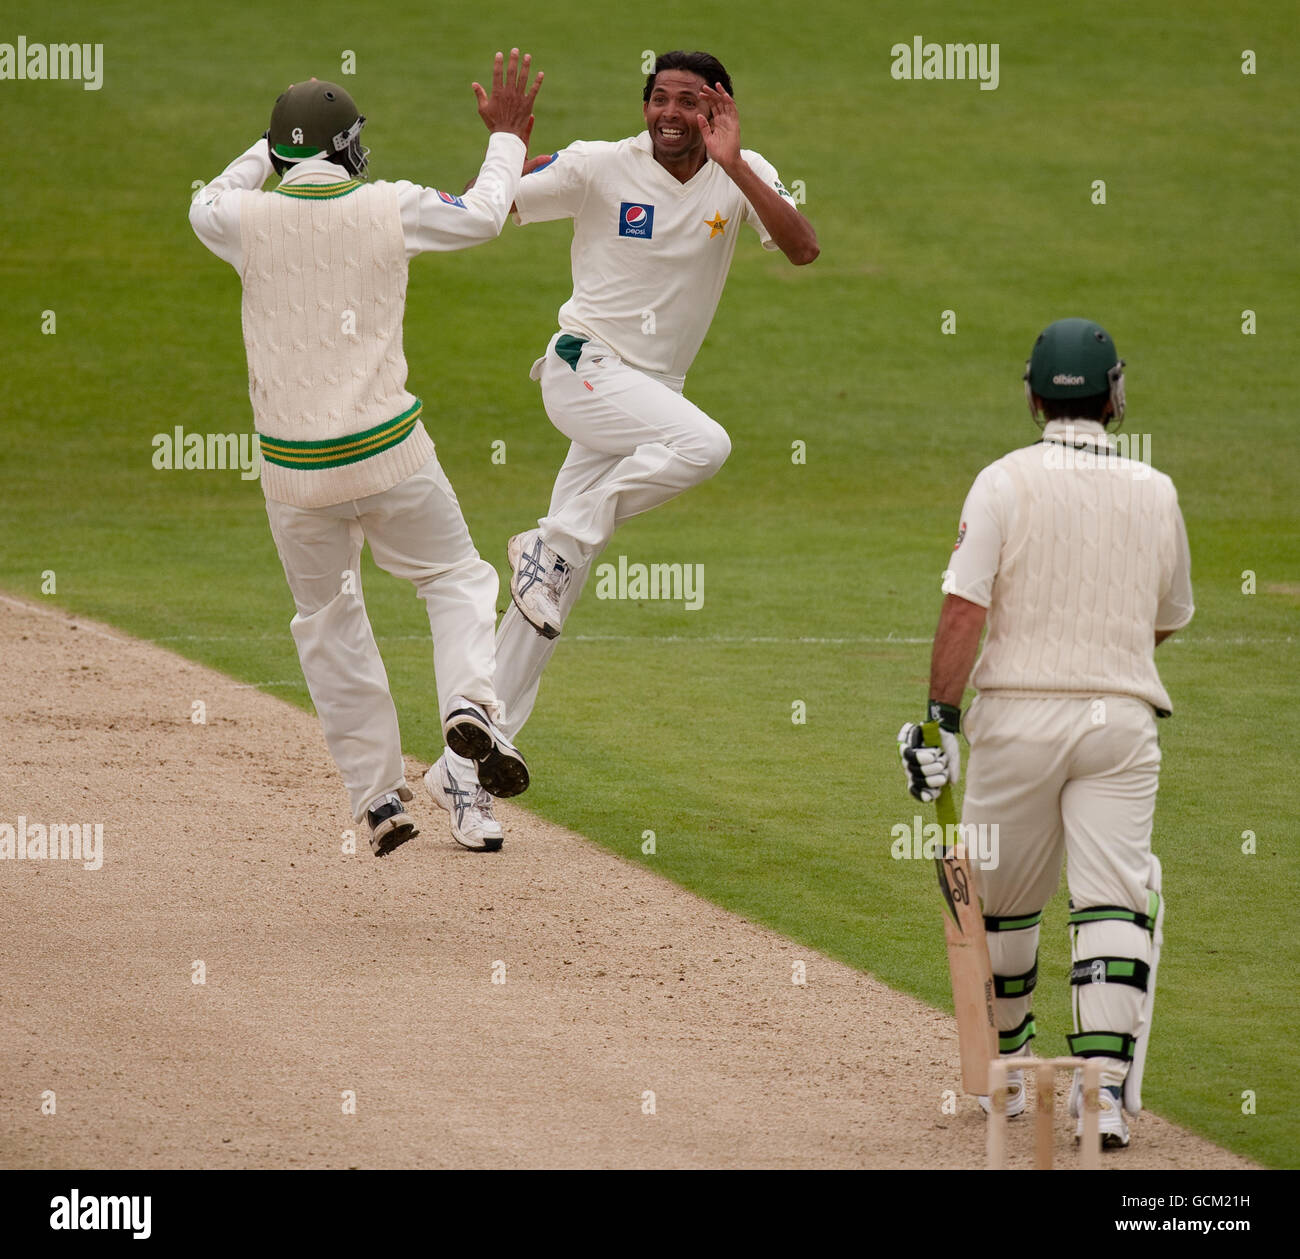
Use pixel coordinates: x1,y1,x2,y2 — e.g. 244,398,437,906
947,421,1195,715
239,177,431,506
190,132,526,507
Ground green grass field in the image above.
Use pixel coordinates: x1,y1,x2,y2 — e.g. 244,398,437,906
2,0,1296,1166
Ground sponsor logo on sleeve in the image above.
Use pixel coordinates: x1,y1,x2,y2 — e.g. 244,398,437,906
618,201,655,238
953,521,966,551
437,190,467,209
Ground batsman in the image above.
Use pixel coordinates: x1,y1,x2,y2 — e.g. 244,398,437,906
897,319,1194,1150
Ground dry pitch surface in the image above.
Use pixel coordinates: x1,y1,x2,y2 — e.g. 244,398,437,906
0,597,1254,1169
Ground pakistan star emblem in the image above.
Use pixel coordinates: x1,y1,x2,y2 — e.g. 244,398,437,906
705,212,728,238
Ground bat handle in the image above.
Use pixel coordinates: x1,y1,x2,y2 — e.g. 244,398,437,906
920,720,957,828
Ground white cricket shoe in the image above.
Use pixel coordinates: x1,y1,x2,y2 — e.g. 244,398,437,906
1075,1081,1130,1150
365,788,418,858
425,757,504,853
978,1066,1027,1118
507,530,571,640
441,695,529,798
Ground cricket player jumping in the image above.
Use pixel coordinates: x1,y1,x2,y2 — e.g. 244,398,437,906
898,319,1194,1150
428,50,819,849
190,53,544,855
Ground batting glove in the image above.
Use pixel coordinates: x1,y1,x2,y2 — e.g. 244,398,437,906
897,702,962,803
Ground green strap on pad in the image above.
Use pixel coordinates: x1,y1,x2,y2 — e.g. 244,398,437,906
999,1013,1036,1054
1067,1030,1136,1060
1068,899,1159,934
994,960,1038,998
985,910,1043,933
1070,957,1151,991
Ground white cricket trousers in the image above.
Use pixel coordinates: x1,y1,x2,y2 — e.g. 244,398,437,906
265,457,500,821
962,694,1162,1081
492,332,731,738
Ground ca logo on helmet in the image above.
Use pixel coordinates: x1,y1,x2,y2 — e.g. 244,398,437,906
292,127,304,144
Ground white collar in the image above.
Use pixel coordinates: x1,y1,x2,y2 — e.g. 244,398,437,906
1041,418,1115,449
277,158,355,187
630,130,716,187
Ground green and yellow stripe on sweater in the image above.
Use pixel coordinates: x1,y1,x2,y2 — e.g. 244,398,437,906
273,179,363,200
258,400,423,469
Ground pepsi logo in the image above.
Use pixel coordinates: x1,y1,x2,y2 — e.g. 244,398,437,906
617,201,655,238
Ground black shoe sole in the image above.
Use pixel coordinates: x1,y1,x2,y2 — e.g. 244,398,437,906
370,822,419,858
444,712,494,762
509,592,561,640
478,746,530,799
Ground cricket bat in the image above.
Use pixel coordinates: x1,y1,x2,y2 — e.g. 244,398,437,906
922,720,998,1095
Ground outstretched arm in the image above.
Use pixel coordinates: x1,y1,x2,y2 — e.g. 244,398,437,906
405,48,544,254
464,151,556,207
698,83,819,266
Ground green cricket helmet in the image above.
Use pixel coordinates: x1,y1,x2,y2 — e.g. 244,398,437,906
266,79,368,177
1023,317,1126,430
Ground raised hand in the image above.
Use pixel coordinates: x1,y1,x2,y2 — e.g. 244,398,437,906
473,48,544,143
697,82,742,169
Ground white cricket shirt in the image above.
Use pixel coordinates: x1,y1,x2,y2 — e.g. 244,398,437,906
513,132,791,382
944,420,1194,714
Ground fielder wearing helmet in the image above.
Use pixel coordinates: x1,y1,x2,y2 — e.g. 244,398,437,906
898,316,1194,1151
265,78,369,177
190,51,546,856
